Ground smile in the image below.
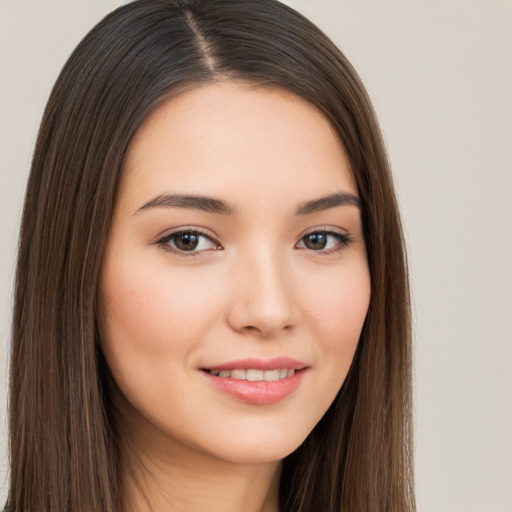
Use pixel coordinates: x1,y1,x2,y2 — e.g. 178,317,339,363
206,368,296,381
200,358,308,405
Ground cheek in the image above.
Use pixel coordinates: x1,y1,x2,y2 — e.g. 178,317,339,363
98,254,225,366
304,258,370,329
300,261,370,383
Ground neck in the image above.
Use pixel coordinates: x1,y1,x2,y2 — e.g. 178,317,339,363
120,444,281,512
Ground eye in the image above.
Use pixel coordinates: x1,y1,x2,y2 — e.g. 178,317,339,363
157,229,220,254
296,230,352,253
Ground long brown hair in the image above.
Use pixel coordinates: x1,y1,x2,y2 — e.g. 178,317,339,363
8,0,414,510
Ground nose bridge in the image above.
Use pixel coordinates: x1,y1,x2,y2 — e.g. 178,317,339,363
227,241,298,337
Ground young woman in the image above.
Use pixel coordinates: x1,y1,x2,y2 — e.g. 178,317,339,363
7,0,414,511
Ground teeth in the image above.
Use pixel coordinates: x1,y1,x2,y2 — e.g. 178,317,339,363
246,369,264,381
230,369,246,380
208,368,298,381
263,369,281,382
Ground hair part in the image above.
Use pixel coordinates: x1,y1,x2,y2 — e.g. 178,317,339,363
8,1,414,510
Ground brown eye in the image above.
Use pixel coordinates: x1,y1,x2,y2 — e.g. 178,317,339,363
174,232,200,251
296,231,352,253
157,230,219,254
303,233,328,250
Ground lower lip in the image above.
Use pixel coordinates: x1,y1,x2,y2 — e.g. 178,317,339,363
201,369,307,405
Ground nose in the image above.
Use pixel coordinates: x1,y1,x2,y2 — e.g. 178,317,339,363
226,248,300,339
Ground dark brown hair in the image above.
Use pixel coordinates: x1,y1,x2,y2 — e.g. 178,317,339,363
8,0,414,510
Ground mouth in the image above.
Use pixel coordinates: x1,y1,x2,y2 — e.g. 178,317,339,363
203,368,300,381
200,358,309,404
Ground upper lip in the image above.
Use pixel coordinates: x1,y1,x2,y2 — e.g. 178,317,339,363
201,357,309,372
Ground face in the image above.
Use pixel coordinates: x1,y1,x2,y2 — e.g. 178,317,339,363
98,82,370,465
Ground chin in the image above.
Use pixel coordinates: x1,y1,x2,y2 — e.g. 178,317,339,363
195,422,313,466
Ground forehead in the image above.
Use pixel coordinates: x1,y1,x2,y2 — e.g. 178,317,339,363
119,81,357,213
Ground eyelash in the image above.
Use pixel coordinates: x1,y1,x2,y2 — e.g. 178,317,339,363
156,228,219,256
156,228,353,257
296,230,353,254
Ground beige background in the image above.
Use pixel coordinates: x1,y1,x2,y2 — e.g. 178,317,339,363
1,0,511,510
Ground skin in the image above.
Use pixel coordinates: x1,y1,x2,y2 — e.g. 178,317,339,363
98,81,371,512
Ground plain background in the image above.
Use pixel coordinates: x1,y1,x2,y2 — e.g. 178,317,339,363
1,0,511,510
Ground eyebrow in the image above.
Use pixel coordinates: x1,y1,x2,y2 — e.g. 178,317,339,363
135,192,361,216
136,194,237,216
295,192,361,215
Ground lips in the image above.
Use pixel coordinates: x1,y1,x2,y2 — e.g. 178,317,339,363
206,368,296,381
200,357,309,404
202,356,308,372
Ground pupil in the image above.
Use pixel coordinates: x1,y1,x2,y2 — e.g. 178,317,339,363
175,233,199,251
305,233,327,250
